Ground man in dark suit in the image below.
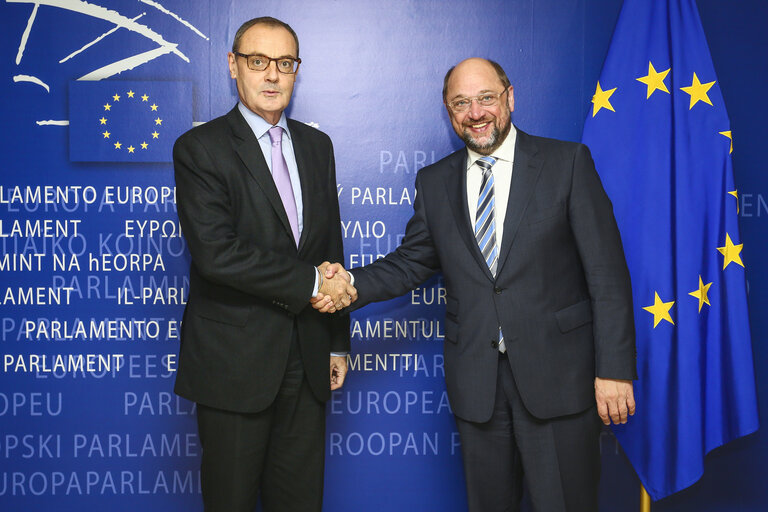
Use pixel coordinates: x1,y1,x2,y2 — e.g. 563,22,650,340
316,58,637,511
173,17,356,512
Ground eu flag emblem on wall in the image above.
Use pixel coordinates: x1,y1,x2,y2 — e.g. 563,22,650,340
582,0,758,501
69,80,191,162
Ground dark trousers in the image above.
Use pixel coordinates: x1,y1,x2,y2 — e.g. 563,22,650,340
455,354,602,512
196,337,325,512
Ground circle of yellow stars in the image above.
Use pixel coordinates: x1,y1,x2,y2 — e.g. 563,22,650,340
589,61,746,329
100,89,162,155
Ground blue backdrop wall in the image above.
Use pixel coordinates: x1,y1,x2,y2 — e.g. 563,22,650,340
1,1,765,510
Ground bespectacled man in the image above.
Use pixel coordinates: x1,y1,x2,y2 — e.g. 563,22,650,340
173,16,356,511
316,57,636,512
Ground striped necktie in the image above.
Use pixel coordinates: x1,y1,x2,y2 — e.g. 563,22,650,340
474,156,499,276
474,156,506,353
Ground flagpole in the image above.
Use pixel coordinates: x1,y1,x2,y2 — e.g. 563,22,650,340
640,485,651,512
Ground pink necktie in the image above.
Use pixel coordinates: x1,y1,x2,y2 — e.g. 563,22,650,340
268,126,299,245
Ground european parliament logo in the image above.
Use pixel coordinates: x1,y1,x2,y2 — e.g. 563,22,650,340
69,80,191,162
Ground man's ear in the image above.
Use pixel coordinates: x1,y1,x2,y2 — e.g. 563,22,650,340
227,52,238,79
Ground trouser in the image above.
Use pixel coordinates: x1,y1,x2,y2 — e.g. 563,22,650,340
196,335,325,512
455,353,602,512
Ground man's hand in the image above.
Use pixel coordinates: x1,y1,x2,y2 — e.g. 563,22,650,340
594,377,636,425
330,355,348,390
311,262,355,313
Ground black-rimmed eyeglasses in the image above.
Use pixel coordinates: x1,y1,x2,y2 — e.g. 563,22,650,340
234,52,301,74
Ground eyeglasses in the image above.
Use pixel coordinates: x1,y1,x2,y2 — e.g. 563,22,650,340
447,89,508,113
234,52,301,74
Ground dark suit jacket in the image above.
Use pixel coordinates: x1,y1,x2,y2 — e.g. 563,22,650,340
351,129,636,422
173,106,349,414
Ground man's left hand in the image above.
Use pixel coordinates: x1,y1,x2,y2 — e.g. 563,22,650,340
594,377,635,425
330,355,348,390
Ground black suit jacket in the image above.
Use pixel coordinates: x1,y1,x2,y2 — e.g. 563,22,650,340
351,129,636,422
173,106,349,413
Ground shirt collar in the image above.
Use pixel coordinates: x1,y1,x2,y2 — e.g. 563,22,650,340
237,102,291,140
466,124,517,169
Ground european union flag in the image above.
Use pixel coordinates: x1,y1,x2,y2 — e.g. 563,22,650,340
69,80,191,162
582,0,759,500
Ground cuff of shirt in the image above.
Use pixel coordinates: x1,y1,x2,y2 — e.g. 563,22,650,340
313,267,353,297
312,268,320,297
330,352,348,357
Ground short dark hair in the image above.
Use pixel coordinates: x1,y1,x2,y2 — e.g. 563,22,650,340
231,17,300,57
442,59,511,102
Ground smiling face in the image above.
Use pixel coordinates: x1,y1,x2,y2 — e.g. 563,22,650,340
444,58,514,155
227,23,298,125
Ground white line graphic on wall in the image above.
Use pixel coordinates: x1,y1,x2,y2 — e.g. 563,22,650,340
139,0,208,40
13,74,50,92
8,0,191,74
6,0,208,124
36,120,209,127
78,45,179,80
14,1,38,64
60,12,146,63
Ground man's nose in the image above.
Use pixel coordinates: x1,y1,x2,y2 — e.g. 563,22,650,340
468,99,485,118
264,60,280,81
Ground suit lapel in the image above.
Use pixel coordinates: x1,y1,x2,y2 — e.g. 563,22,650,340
444,150,496,281
496,129,543,275
228,107,296,246
288,120,314,253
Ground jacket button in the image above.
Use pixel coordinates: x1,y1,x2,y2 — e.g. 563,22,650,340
491,340,498,348
494,287,502,294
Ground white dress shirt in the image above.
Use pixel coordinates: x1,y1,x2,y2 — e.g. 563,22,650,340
465,125,517,246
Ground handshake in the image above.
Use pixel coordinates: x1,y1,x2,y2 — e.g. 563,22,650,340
312,262,356,313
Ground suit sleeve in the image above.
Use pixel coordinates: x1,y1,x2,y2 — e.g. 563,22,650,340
174,131,316,314
568,143,637,380
350,172,441,311
323,143,351,353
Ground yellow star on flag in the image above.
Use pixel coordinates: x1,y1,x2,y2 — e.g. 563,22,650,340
719,130,733,153
591,81,617,117
104,103,111,111
636,61,670,99
717,233,744,269
155,117,163,125
151,104,158,111
680,72,715,109
114,141,122,149
102,131,110,138
643,292,675,327
729,190,739,214
152,131,159,139
141,94,149,101
127,90,135,98
128,145,135,153
112,94,120,101
99,117,107,125
141,142,148,149
688,275,712,313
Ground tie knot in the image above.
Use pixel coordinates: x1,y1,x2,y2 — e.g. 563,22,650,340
268,126,283,146
475,156,497,173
